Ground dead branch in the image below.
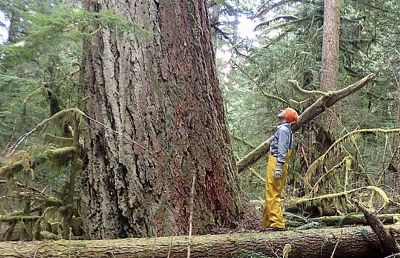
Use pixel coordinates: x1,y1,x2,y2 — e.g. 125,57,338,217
356,201,400,256
253,0,301,18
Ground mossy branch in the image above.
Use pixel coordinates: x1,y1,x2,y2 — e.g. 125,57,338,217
231,134,256,149
17,192,63,207
288,79,327,96
9,108,83,154
308,155,352,194
39,230,61,240
9,107,146,154
355,201,400,254
0,215,41,222
21,86,45,116
43,134,74,145
249,168,266,183
293,186,389,208
0,160,26,176
46,147,77,159
307,128,400,177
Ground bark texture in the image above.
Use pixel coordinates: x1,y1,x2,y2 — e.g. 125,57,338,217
320,0,341,92
82,1,242,239
1,225,400,258
320,0,341,131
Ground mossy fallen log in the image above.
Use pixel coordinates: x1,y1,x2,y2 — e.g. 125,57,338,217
0,215,41,222
0,225,399,258
311,213,400,226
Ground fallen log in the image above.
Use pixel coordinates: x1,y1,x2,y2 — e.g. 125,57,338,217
250,199,355,217
311,213,400,227
237,74,374,172
0,225,399,258
250,202,400,227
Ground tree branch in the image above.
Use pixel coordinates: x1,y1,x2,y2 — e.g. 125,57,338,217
255,16,310,31
288,79,327,96
230,59,289,104
253,0,302,18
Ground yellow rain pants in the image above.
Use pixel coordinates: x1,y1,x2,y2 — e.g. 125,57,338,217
262,149,292,229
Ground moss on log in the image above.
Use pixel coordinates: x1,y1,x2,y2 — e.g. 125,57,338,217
0,225,398,258
0,215,40,222
311,213,400,226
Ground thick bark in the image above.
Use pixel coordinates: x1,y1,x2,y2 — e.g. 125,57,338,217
1,225,399,258
320,0,341,131
83,0,242,239
237,74,374,172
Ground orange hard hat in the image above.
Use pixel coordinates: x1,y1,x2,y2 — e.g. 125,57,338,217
278,108,299,123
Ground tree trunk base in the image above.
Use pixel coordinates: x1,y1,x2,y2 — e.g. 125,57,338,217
0,225,399,258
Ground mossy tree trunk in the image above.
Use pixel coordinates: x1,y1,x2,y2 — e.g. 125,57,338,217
82,0,242,239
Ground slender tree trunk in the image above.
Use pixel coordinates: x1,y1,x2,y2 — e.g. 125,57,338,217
7,11,19,43
395,86,400,170
82,0,243,239
320,0,341,131
392,58,400,181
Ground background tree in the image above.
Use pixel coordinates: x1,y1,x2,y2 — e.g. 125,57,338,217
319,0,341,132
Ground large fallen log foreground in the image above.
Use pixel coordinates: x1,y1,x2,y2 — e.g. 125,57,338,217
0,224,399,258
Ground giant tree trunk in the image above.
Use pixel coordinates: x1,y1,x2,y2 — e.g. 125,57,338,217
82,1,242,239
1,225,399,258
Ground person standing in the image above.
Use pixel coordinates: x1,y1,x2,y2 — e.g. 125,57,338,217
262,107,299,230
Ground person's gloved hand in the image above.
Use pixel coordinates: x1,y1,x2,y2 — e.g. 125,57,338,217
274,163,283,178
